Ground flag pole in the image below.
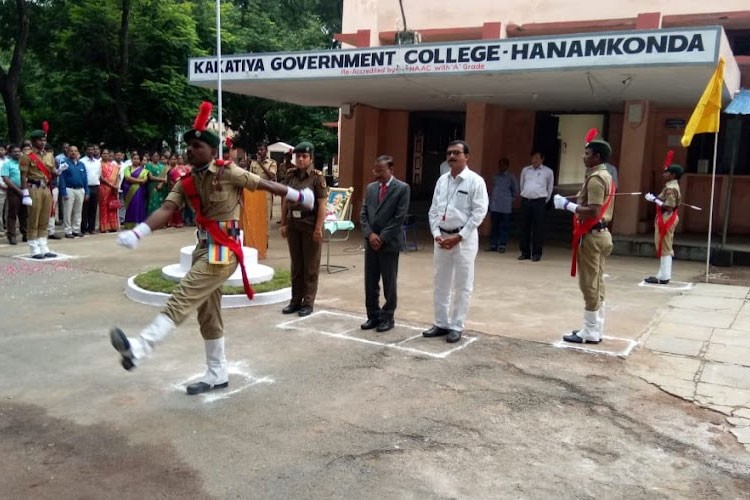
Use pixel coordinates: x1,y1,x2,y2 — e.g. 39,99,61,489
705,132,719,283
215,0,223,158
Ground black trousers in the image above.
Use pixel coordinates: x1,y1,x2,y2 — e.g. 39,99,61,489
364,244,400,321
82,185,99,233
519,197,547,258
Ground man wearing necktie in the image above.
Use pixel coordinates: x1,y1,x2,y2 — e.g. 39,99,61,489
360,155,410,333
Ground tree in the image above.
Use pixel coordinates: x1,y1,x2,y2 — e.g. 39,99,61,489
0,0,30,143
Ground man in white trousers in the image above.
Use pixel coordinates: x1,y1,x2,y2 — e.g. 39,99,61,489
423,140,488,343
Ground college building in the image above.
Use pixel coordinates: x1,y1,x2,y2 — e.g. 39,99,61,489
189,1,750,241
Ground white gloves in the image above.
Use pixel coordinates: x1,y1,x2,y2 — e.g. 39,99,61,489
553,194,567,210
553,194,578,214
645,193,664,206
285,187,315,210
116,222,151,249
21,189,32,206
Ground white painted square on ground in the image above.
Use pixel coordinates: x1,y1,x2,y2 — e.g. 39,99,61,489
277,310,477,359
14,252,76,262
638,280,695,292
170,361,274,403
553,334,638,357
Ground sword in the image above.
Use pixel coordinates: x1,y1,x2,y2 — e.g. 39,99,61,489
680,202,702,211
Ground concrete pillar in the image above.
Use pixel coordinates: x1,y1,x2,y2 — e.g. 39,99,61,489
613,101,651,235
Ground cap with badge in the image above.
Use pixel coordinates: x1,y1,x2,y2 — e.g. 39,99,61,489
183,102,220,148
584,128,611,162
293,141,314,154
29,121,49,140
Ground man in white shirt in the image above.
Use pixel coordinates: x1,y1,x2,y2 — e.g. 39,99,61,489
80,143,102,234
423,140,488,343
518,152,554,261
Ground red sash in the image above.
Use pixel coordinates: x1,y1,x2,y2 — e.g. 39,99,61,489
655,205,679,257
570,181,615,277
181,173,254,300
28,153,52,183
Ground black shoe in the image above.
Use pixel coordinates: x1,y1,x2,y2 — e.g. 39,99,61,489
109,327,135,371
48,233,61,240
422,325,449,337
531,255,541,262
360,318,380,330
44,252,57,258
298,306,313,317
8,236,16,245
22,236,27,242
376,319,395,332
446,330,462,343
73,232,84,238
31,254,45,259
518,254,530,260
65,234,75,239
282,303,301,314
563,332,601,344
186,381,229,395
644,276,669,284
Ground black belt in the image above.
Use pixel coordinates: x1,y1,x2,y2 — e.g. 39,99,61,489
589,221,608,233
67,185,84,189
439,226,463,234
28,180,47,188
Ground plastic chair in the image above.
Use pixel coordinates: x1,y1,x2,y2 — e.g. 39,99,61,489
402,214,418,251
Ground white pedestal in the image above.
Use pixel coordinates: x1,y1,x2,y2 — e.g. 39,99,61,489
162,245,274,286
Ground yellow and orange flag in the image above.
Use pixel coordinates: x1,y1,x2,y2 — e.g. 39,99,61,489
681,58,724,147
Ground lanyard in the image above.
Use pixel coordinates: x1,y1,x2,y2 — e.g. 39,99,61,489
442,176,463,221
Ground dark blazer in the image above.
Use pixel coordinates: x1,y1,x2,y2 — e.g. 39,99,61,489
360,177,410,252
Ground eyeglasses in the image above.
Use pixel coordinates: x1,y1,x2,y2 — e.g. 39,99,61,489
446,150,464,156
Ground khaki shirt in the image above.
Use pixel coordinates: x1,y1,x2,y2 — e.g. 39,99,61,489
20,150,57,182
250,158,277,181
284,166,327,224
577,164,615,223
659,179,681,210
166,161,260,221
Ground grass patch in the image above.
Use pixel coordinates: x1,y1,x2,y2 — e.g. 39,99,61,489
134,267,291,295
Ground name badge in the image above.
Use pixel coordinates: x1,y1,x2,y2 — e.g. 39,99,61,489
292,210,302,218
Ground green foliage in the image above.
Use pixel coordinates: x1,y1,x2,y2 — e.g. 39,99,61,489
0,0,343,153
134,267,291,294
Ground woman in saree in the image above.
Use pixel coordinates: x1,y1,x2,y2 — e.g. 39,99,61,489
146,152,169,215
122,153,149,229
238,156,269,260
167,154,191,228
98,149,121,232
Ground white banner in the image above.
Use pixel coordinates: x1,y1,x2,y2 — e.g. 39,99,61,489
189,27,719,82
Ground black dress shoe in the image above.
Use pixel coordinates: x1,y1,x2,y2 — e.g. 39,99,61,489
73,232,84,238
44,252,57,258
422,325,449,337
282,303,301,314
518,254,530,260
298,306,313,317
376,319,395,332
531,255,541,262
186,381,229,395
109,327,135,371
65,234,75,239
31,254,45,259
48,233,61,240
644,276,669,284
8,237,16,245
360,318,380,330
563,332,601,344
446,330,462,343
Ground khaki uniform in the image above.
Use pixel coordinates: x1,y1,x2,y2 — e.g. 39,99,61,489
251,158,277,218
20,151,56,240
654,179,681,257
163,161,260,339
576,165,614,312
284,166,327,307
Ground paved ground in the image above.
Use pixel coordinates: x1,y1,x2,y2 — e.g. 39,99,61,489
1,224,750,498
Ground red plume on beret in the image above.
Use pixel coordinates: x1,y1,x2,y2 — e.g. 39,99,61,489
584,128,598,144
663,149,674,170
193,101,213,131
42,121,49,134
225,136,233,149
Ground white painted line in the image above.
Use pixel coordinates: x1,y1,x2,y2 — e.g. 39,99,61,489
553,335,639,358
638,280,695,292
276,309,478,358
13,252,77,261
171,361,274,402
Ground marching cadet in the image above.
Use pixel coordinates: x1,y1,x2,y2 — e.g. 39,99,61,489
644,156,683,285
19,126,58,259
109,102,315,395
553,130,615,344
280,142,328,317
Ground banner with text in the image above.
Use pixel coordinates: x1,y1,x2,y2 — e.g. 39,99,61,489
189,27,719,82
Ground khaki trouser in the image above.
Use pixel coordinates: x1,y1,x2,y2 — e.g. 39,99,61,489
27,185,52,239
577,230,613,311
286,219,322,307
163,243,237,340
654,213,679,257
